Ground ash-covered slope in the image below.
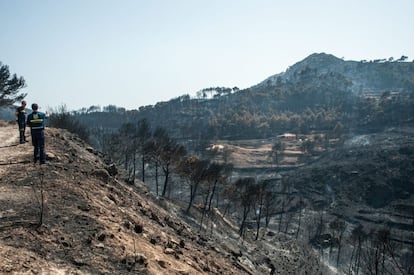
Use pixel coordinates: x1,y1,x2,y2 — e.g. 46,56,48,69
257,52,414,94
284,127,414,242
0,122,323,274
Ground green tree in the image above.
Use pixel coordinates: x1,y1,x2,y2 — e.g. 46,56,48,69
0,62,26,105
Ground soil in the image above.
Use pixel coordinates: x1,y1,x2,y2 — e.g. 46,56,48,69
0,121,323,274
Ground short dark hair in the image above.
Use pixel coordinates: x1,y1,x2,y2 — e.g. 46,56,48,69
31,103,38,110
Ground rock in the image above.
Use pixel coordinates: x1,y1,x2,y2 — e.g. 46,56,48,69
90,168,110,182
106,163,118,176
95,243,105,249
77,204,91,212
164,248,175,255
46,152,58,161
121,255,148,267
134,223,143,234
150,212,164,227
123,221,131,229
137,254,148,266
97,233,106,242
157,260,168,268
230,249,242,258
107,194,117,204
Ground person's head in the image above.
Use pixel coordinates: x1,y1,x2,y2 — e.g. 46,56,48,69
31,103,39,111
22,100,27,106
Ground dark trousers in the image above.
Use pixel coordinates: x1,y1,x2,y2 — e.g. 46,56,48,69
31,129,45,162
17,121,26,143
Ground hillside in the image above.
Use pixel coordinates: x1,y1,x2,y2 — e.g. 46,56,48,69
0,121,323,274
258,53,414,94
69,53,414,145
1,52,414,274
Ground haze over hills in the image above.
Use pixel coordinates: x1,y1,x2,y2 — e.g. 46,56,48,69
1,52,414,274
69,52,414,143
72,52,414,274
257,53,414,94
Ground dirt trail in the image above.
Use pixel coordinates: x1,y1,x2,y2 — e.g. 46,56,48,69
0,124,19,147
0,124,35,220
0,124,33,173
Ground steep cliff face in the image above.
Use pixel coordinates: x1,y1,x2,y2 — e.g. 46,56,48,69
0,122,323,274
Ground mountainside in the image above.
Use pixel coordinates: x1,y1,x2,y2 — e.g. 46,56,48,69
1,52,414,274
285,127,414,234
69,52,414,144
0,121,323,274
257,53,414,94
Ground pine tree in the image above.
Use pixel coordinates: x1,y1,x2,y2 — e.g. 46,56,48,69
0,62,26,105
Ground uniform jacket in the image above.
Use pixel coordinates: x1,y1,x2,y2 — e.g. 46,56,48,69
16,106,26,122
27,111,47,130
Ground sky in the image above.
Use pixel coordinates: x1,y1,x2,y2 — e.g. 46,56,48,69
1,0,413,111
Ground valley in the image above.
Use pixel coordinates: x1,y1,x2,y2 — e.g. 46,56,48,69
1,52,414,274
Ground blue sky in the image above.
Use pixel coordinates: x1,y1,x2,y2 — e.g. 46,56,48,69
1,0,413,111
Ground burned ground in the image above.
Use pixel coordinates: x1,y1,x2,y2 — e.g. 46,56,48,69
0,122,323,274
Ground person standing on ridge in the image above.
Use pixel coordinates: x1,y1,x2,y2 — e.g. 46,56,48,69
27,103,48,164
15,100,27,144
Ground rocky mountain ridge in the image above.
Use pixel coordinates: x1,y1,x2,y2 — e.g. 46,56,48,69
257,52,414,94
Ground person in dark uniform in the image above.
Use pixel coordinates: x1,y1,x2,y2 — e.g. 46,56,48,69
27,103,48,164
15,100,27,144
